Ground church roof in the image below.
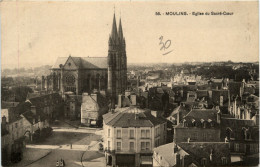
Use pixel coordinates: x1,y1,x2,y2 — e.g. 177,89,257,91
52,56,107,69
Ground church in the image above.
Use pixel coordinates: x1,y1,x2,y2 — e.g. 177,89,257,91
41,13,127,105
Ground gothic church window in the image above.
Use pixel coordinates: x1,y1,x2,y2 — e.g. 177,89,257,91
65,75,76,86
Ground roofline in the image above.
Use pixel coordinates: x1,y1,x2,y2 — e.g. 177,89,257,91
51,68,108,70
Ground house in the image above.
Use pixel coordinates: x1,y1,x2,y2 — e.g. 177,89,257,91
64,92,82,120
174,109,221,142
81,92,108,126
1,109,25,165
221,116,259,164
102,106,167,167
18,92,64,120
21,106,50,142
153,142,231,167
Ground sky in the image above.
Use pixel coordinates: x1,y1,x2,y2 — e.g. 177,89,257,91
0,1,259,69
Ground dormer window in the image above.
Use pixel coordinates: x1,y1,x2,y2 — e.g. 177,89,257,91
221,157,228,165
192,119,196,127
183,120,188,127
203,122,207,128
201,158,207,166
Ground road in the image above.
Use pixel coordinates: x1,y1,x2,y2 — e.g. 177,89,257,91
18,121,105,167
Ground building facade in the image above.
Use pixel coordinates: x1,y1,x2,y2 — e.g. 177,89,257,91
103,107,167,167
1,109,25,165
174,109,221,143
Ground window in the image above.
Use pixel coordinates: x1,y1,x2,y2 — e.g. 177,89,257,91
221,157,228,165
130,129,134,139
108,129,110,137
203,133,207,141
234,143,239,152
130,142,134,151
141,130,146,138
193,132,198,140
108,141,111,150
208,133,212,140
141,142,146,150
146,130,150,138
117,129,121,139
117,142,121,151
141,129,150,138
146,142,150,150
201,158,207,166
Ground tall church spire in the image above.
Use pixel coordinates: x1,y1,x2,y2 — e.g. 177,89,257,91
111,13,118,44
118,18,124,42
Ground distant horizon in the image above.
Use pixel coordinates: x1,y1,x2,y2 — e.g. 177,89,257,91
1,60,259,71
1,1,259,70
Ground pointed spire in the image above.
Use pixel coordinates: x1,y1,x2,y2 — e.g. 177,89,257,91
118,18,124,42
111,13,118,44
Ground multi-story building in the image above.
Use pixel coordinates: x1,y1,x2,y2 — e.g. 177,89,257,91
81,92,108,126
221,116,259,164
21,105,50,142
1,109,25,165
103,107,167,167
174,109,221,142
22,92,63,120
153,142,231,167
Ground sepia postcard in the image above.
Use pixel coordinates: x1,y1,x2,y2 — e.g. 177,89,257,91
0,1,259,167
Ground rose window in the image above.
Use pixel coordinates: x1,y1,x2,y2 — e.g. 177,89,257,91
65,75,75,85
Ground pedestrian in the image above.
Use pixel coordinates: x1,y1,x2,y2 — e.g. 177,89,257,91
63,159,66,166
56,160,60,167
60,158,64,167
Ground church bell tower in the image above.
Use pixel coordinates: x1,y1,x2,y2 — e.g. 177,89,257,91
107,13,127,109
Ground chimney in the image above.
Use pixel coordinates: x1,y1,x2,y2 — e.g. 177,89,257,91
217,110,221,124
177,110,180,125
175,153,180,166
225,137,228,143
253,114,259,126
173,143,178,153
187,137,190,143
151,110,158,118
33,118,36,125
130,95,136,105
210,149,213,161
31,106,37,115
2,116,7,130
118,94,123,108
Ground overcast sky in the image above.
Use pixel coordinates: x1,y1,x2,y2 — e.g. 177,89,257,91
0,1,259,69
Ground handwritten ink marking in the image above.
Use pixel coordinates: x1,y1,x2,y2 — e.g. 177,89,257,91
159,36,173,55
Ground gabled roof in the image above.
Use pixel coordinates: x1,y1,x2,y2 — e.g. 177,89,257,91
154,143,176,166
103,107,166,127
21,110,47,125
52,57,107,69
178,142,230,166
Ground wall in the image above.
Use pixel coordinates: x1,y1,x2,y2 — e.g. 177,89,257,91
174,127,221,142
